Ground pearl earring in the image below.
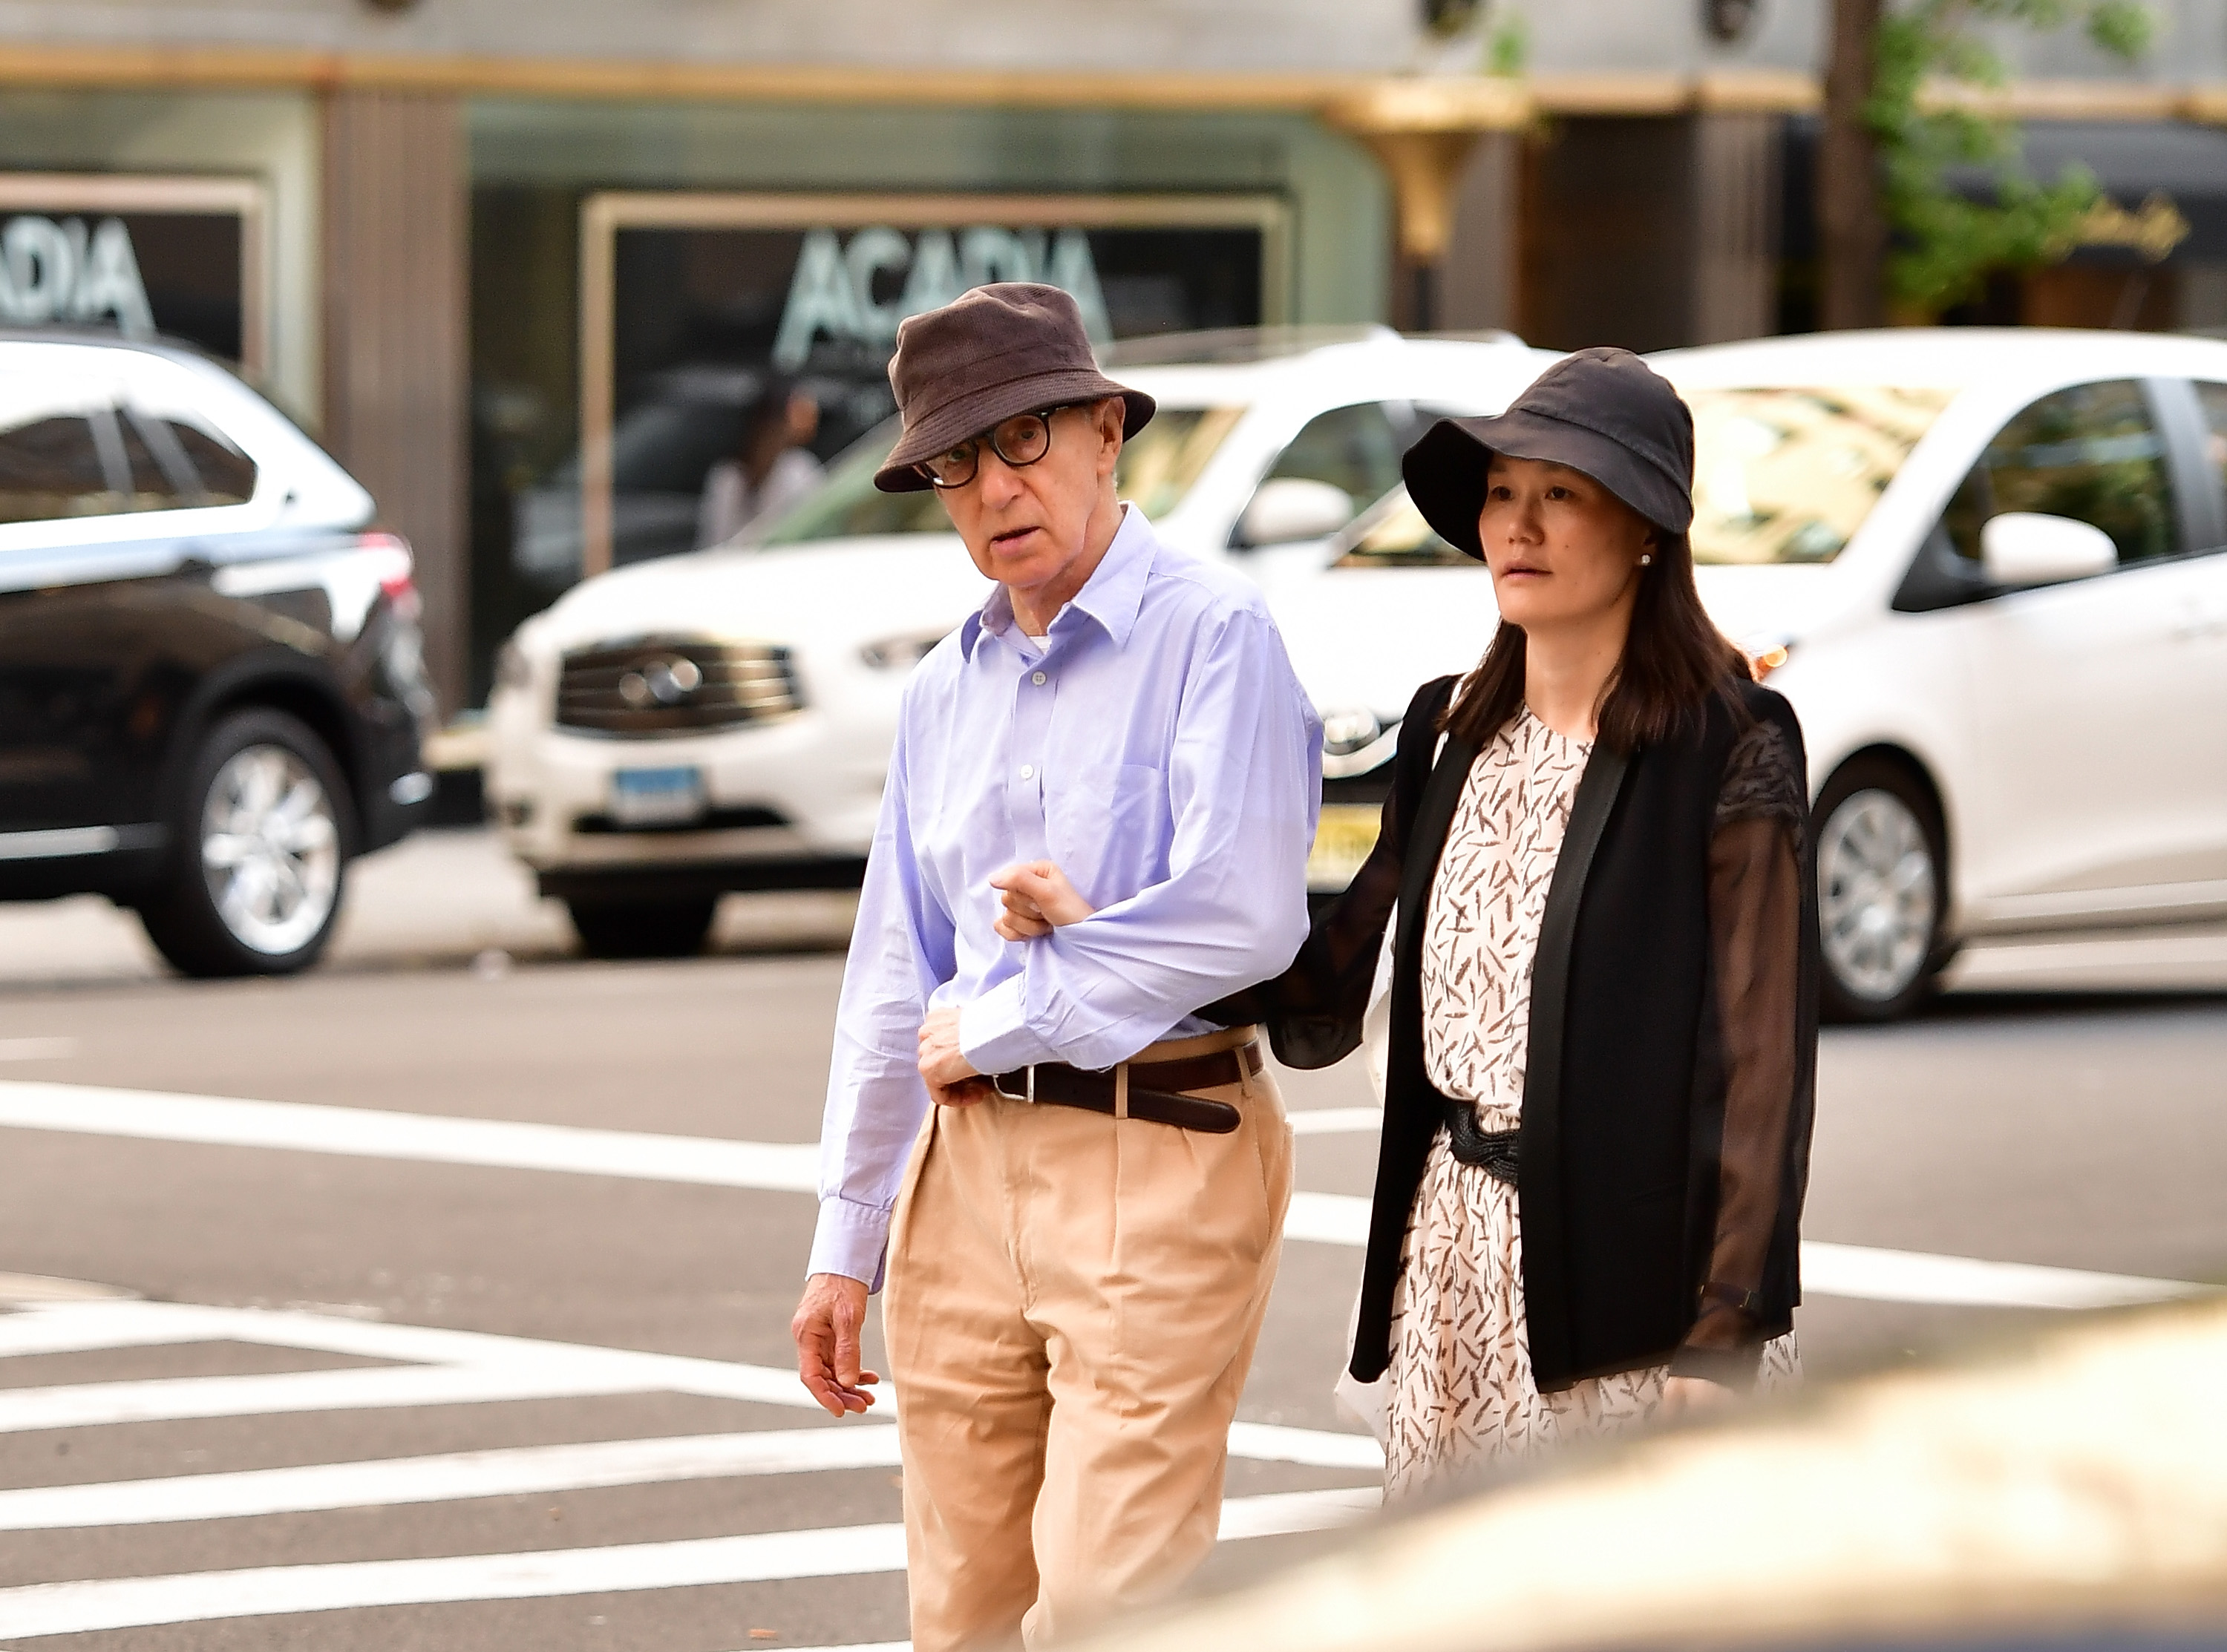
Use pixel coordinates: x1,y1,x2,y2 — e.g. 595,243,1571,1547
1639,554,1653,566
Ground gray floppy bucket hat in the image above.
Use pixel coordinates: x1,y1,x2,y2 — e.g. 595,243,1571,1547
873,283,1155,494
1403,347,1695,560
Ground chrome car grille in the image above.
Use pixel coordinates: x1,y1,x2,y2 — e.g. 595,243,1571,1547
555,639,801,737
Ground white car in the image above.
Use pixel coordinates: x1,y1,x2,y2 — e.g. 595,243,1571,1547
485,329,1555,957
1287,328,2227,1020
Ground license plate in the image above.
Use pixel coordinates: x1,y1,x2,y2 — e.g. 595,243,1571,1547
609,766,706,827
1307,804,1382,893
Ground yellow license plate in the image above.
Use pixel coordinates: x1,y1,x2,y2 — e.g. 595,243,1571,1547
1307,804,1382,893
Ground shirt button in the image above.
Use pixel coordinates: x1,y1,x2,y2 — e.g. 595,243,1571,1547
1019,764,1036,780
1031,671,1047,686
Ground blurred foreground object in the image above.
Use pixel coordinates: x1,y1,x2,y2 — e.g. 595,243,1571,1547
1079,1294,2227,1652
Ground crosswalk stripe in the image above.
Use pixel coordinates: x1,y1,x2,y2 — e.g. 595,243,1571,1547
1283,1107,1381,1135
0,1363,649,1435
0,1489,1379,1638
1282,1191,2206,1309
1224,1421,1383,1468
0,1079,819,1190
0,1521,911,1639
0,1428,907,1532
0,1299,1380,1466
0,1300,226,1360
1,1081,2203,1313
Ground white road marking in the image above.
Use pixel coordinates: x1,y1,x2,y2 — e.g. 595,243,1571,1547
1284,1107,1380,1136
0,1038,76,1062
0,1521,911,1639
0,1362,652,1435
0,1080,817,1190
0,1428,907,1532
1797,1241,2208,1311
1225,1420,1383,1469
0,1081,2206,1311
0,1299,1377,1466
1283,1190,1373,1246
0,1489,1378,1638
1281,1190,2207,1310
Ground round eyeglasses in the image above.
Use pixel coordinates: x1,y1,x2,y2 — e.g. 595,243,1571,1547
915,406,1078,490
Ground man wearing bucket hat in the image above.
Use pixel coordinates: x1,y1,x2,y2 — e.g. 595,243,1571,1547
791,283,1321,1650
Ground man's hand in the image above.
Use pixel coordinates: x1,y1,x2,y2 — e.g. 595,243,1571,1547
992,860,1096,940
918,1004,990,1106
1658,1374,1733,1420
791,1272,879,1417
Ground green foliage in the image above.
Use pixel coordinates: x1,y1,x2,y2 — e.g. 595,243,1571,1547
1483,9,1531,77
1865,0,2155,312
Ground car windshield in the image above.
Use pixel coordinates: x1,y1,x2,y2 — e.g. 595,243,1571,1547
755,405,1244,545
1687,386,1956,565
1332,494,1469,567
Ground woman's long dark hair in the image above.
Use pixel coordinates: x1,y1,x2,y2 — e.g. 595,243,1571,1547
1440,526,1749,753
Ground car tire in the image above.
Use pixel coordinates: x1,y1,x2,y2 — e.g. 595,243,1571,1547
1812,756,1948,1023
567,897,719,960
138,708,352,979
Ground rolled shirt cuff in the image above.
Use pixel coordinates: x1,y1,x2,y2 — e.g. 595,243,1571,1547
808,1194,893,1294
958,977,1053,1076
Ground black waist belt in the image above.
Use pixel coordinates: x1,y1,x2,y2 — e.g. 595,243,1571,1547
991,1039,1263,1135
1442,1097,1521,1184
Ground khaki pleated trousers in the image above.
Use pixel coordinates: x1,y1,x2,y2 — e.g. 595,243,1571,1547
882,1027,1293,1652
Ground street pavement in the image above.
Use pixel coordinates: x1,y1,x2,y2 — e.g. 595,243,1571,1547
0,830,2223,1648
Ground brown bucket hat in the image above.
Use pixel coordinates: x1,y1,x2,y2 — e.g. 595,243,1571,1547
872,283,1154,494
1403,347,1695,560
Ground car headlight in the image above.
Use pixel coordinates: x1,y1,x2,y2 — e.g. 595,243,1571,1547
860,628,954,672
1743,635,1797,682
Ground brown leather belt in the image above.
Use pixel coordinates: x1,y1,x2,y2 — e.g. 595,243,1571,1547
990,1040,1263,1135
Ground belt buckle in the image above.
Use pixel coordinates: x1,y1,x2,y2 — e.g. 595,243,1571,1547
991,1066,1036,1104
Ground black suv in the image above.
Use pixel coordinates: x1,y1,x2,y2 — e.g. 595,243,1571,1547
0,332,433,975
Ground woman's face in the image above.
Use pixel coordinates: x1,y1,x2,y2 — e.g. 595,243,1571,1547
1477,454,1656,635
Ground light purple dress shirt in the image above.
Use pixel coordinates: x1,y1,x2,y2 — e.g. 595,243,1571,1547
809,506,1324,1287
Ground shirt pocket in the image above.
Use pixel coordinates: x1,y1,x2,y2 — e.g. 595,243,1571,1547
1047,761,1171,908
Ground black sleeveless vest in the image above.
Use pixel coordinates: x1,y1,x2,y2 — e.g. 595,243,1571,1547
1348,675,1816,1391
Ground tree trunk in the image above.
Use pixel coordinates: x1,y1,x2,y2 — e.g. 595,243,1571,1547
1819,0,1887,329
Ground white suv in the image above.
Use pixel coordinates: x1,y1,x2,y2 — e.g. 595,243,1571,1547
485,330,1552,956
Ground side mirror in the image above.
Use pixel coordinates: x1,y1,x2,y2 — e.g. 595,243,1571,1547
1981,512,2116,587
1236,477,1354,548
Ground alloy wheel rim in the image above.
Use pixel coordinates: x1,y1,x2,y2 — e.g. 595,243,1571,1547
200,744,340,955
1817,788,1937,1003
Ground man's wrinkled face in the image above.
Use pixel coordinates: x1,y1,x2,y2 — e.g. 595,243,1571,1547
932,399,1125,600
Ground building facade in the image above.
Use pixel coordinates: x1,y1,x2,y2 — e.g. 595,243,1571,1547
4,0,2224,708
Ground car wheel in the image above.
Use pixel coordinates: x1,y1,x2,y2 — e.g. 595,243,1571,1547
567,898,718,960
139,709,351,978
1812,758,1947,1023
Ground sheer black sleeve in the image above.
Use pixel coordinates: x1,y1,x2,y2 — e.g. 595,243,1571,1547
1208,676,1456,1069
1671,716,1808,1386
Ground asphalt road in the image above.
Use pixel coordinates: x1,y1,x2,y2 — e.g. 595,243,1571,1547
0,833,2223,1649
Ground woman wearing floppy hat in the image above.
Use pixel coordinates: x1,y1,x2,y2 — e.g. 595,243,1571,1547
1257,347,1818,1493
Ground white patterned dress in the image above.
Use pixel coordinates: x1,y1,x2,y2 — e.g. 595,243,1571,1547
1381,707,1799,1498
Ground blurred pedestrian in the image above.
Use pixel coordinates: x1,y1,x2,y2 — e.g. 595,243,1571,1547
790,283,1321,1651
694,376,822,548
1255,349,1819,1495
